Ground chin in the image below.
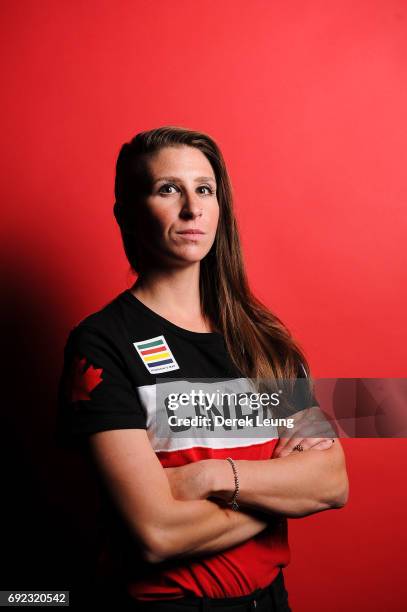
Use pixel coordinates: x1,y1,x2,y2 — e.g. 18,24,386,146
173,242,208,254
174,248,210,264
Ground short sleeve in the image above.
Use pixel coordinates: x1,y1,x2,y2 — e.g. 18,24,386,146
56,324,146,449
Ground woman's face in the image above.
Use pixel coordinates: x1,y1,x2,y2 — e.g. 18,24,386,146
137,145,219,268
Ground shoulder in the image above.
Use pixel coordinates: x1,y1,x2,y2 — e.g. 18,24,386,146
65,290,132,350
61,296,135,382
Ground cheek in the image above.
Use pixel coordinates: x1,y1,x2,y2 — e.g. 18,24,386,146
143,207,174,235
210,203,220,229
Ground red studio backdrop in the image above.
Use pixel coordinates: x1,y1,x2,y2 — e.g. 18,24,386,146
1,1,406,611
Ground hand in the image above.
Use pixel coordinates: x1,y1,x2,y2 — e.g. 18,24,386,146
273,436,335,458
273,405,336,458
164,460,211,501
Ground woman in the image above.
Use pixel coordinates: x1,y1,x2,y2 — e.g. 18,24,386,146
57,125,349,611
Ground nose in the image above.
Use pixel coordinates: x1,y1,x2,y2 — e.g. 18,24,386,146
180,189,203,218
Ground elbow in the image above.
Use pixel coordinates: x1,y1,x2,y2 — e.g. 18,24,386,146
334,477,350,508
135,501,187,564
140,529,170,565
143,546,166,565
326,473,350,509
140,525,177,565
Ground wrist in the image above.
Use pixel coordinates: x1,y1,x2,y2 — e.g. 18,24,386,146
206,459,241,502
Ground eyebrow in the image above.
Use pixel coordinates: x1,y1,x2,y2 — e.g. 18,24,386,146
153,175,216,185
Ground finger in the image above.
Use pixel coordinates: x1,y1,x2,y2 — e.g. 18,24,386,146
286,438,325,453
275,437,306,457
293,438,332,451
277,437,336,457
274,427,318,456
274,433,301,456
274,426,312,456
274,414,333,454
291,438,335,453
275,436,328,457
273,434,293,456
309,439,335,450
275,418,309,450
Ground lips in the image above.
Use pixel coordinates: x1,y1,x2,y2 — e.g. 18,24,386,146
177,230,205,234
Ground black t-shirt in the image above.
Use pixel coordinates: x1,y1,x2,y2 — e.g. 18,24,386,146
56,289,317,599
56,289,247,446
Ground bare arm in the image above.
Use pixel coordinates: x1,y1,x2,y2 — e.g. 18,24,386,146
86,428,269,564
202,439,349,517
170,505,271,562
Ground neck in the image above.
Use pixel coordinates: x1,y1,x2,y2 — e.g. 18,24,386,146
130,262,214,330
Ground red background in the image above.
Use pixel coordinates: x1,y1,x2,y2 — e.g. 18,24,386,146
1,1,406,610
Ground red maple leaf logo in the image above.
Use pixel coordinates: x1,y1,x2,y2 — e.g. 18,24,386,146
68,355,104,402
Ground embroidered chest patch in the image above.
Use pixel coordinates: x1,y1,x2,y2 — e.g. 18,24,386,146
133,335,180,374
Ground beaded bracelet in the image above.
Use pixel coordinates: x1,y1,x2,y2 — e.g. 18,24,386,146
226,457,240,511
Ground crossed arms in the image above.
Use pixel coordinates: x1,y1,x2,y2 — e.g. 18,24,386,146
85,422,349,564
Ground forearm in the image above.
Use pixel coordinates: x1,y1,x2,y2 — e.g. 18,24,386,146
86,441,269,565
146,497,268,563
156,503,269,563
206,446,349,518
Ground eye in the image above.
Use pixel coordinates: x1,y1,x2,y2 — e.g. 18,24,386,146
157,183,216,196
158,183,179,195
197,185,215,195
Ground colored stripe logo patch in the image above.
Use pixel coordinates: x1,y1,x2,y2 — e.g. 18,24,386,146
133,335,180,374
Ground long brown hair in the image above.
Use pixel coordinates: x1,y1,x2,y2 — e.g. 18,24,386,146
113,125,313,394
